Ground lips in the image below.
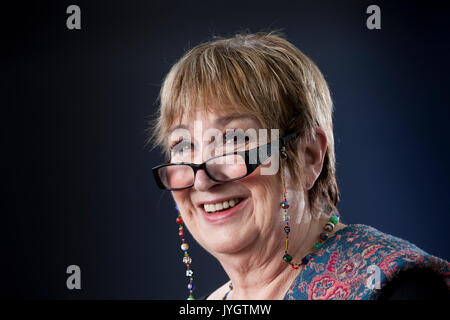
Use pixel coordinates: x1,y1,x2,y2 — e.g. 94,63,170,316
197,196,245,209
203,198,242,213
198,196,249,223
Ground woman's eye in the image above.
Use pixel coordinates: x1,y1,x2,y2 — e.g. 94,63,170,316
224,136,236,144
224,133,248,145
171,141,193,154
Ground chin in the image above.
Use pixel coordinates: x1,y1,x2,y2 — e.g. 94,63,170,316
201,228,256,256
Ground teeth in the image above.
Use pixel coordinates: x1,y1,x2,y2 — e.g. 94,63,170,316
204,198,242,213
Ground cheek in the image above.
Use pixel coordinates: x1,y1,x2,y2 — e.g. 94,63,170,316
245,164,282,196
171,190,195,217
242,173,282,221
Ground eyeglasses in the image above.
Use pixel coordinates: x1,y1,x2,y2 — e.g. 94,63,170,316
152,132,298,191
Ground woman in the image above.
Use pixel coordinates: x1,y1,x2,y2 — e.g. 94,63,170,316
149,31,450,300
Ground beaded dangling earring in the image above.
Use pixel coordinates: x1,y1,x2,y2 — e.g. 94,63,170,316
279,155,340,269
280,174,295,265
175,205,195,300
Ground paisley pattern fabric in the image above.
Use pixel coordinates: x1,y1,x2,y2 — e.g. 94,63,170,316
284,224,450,300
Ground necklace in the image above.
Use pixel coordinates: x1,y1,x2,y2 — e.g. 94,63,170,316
222,214,339,299
222,180,340,300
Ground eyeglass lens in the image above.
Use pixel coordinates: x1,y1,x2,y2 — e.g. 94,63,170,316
159,154,248,189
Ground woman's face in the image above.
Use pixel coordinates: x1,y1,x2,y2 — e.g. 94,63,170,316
168,109,287,257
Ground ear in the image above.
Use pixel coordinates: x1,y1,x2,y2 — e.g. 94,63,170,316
300,127,328,190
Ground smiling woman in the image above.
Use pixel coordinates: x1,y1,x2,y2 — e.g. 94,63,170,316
148,30,450,300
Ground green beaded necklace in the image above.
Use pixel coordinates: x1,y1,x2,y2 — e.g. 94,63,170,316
222,179,340,300
222,214,340,300
281,183,340,269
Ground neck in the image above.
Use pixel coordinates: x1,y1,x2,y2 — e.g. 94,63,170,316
216,199,327,300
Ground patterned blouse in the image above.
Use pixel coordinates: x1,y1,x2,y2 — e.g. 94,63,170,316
284,224,450,300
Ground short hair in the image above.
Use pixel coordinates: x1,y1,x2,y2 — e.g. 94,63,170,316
148,30,340,217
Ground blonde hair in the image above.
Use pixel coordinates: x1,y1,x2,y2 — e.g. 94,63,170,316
148,30,340,216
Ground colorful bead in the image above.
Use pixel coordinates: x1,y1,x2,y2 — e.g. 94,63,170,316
181,243,189,251
187,283,194,290
187,295,195,300
281,201,290,209
176,216,183,224
222,283,233,300
283,215,290,221
283,253,293,263
186,269,193,277
284,226,291,234
329,215,339,226
301,254,313,265
324,222,334,232
290,262,300,269
319,232,329,241
183,256,192,264
315,242,323,250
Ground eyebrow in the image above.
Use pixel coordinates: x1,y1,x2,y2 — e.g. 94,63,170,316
214,113,257,127
167,113,257,137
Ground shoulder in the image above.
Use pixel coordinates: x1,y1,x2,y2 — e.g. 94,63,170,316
332,224,426,252
285,224,450,300
332,224,445,263
205,281,231,300
328,224,450,298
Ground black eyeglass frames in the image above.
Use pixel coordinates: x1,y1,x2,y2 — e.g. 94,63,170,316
152,132,298,191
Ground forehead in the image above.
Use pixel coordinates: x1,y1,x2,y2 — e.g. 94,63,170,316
167,108,261,136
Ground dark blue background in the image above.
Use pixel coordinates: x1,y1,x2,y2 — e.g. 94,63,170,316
1,0,449,299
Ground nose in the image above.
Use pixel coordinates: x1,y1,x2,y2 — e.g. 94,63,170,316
193,169,221,191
